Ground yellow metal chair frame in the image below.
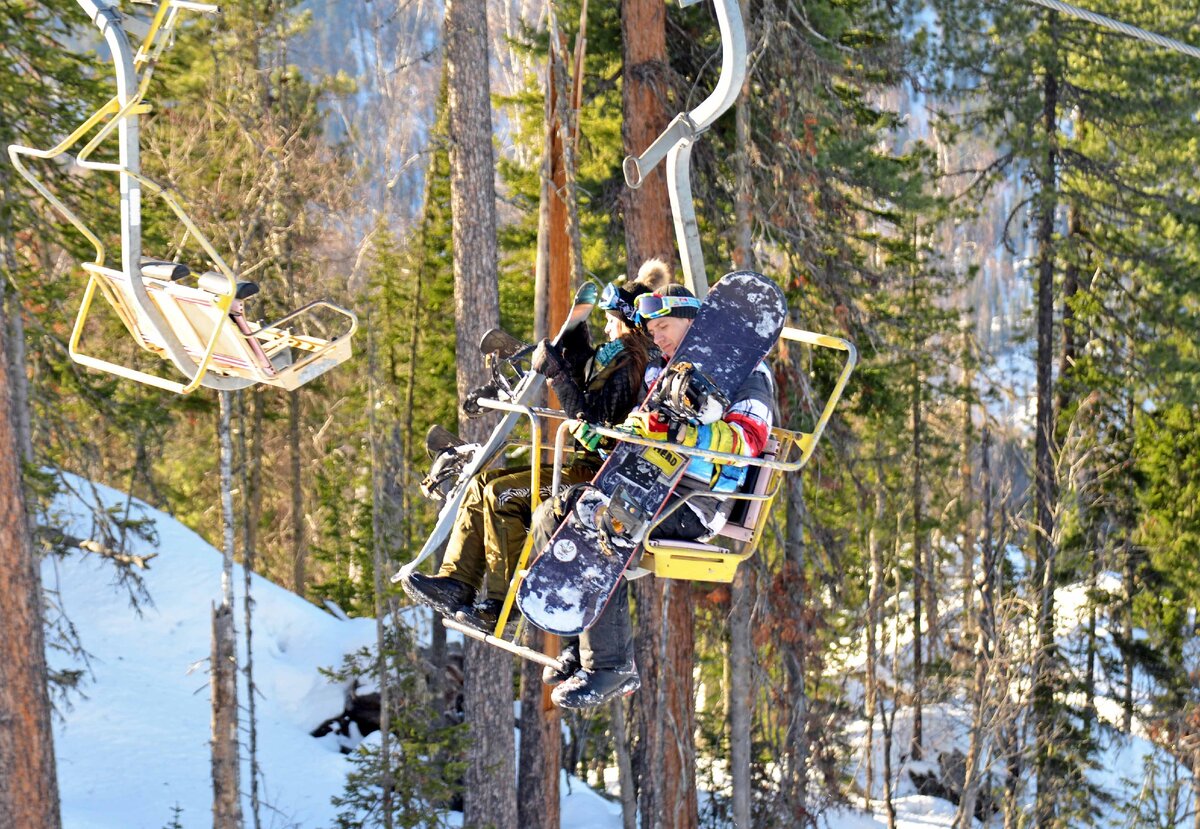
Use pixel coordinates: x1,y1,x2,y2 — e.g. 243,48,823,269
7,0,357,394
555,326,855,584
438,325,854,672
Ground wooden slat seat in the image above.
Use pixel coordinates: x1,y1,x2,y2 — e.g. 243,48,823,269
76,259,356,393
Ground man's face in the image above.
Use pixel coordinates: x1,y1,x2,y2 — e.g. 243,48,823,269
646,316,692,360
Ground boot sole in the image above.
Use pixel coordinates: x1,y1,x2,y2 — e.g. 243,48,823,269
400,577,469,619
552,677,641,710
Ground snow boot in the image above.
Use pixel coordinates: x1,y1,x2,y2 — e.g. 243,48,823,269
401,572,475,617
454,599,518,636
541,640,581,687
551,664,640,709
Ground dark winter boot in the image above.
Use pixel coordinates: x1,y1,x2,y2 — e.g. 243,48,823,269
550,663,640,709
454,599,518,636
401,572,476,617
541,640,581,687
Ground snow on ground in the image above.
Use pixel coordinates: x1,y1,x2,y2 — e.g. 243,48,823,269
42,473,1179,829
42,474,625,829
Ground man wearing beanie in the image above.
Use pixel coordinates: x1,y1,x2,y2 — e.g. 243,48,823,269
528,281,776,708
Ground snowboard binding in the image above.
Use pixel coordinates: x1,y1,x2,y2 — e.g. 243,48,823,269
463,328,536,417
647,362,730,426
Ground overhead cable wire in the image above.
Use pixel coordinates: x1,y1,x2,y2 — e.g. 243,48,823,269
1022,0,1200,61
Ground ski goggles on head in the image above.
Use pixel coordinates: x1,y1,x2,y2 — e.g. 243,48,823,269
600,281,638,321
634,293,702,322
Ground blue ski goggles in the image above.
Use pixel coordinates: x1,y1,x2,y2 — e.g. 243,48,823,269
634,293,702,322
600,281,641,324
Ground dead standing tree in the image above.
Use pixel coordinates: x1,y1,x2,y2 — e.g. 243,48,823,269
443,0,514,824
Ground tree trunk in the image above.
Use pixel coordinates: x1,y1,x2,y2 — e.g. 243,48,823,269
622,0,675,269
624,0,694,824
0,188,33,462
661,582,699,828
783,473,810,820
518,628,560,829
0,295,61,829
289,393,306,593
444,0,513,824
213,392,243,829
613,696,637,829
728,21,755,822
956,428,995,828
1032,43,1060,829
236,392,262,829
367,329,395,829
959,325,976,664
729,565,754,829
910,331,924,762
865,456,887,804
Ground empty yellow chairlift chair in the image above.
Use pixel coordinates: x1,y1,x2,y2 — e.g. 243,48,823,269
7,0,356,394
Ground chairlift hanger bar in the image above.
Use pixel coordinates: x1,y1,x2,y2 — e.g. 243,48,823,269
623,0,746,299
70,0,251,391
1022,0,1200,61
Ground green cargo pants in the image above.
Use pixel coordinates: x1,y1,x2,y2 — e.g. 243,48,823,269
437,459,597,601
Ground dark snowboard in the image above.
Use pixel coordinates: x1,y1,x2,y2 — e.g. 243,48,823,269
516,271,786,635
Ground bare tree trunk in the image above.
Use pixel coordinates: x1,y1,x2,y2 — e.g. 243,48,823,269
865,455,886,804
729,564,754,829
1032,46,1060,829
444,0,513,824
2,294,31,462
910,341,924,762
236,393,262,829
729,14,756,823
289,393,306,593
959,325,976,664
623,0,686,824
956,428,995,828
0,295,61,829
518,628,560,829
0,204,33,462
213,392,243,829
660,581,699,829
783,473,810,820
613,696,637,829
633,580,662,823
367,327,395,829
622,0,675,269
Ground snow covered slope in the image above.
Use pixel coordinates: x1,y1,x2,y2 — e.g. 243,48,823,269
45,474,380,827
42,474,623,829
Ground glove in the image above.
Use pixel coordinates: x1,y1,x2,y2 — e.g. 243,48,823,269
619,411,671,441
570,419,603,452
530,339,570,380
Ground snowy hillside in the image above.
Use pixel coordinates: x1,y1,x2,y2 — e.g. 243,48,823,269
42,474,623,829
41,475,1184,828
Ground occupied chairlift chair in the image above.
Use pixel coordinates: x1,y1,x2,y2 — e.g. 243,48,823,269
7,0,356,395
455,316,855,670
427,0,857,669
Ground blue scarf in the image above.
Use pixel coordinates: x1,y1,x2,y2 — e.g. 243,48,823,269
594,339,626,370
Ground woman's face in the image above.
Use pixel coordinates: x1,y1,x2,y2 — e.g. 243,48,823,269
604,312,629,342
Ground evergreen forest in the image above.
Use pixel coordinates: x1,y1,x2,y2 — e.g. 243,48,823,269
2,0,1200,826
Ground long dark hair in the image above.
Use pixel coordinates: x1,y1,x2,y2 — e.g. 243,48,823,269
618,328,653,397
